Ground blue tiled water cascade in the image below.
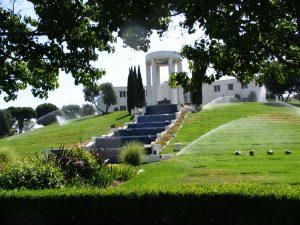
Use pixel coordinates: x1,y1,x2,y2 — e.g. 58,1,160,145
93,104,179,151
144,104,178,115
127,121,170,128
116,127,166,136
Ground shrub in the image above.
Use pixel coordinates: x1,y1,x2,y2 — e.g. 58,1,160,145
120,141,144,166
90,166,113,188
51,147,99,181
111,164,136,181
0,160,64,189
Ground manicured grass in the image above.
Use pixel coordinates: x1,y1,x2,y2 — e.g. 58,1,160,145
123,102,300,188
0,111,131,156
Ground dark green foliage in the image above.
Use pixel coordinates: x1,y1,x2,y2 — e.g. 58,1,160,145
0,160,64,190
51,147,99,182
36,109,60,126
0,185,299,225
120,141,144,166
61,104,81,119
99,82,117,114
80,104,95,116
137,65,146,107
35,103,59,120
127,67,135,114
6,107,36,133
263,64,300,102
191,70,203,105
90,167,113,188
127,66,145,114
35,103,58,119
0,110,11,138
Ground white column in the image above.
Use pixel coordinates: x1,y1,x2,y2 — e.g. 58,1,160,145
169,58,177,104
177,60,183,72
157,65,161,102
146,63,151,105
151,59,158,105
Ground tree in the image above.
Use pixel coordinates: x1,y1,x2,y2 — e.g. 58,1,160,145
3,0,300,100
190,70,203,106
99,83,117,114
137,65,146,107
35,103,59,126
61,104,81,119
168,0,300,87
127,65,144,114
83,83,105,113
35,103,58,119
6,107,36,133
263,64,300,102
0,109,11,138
80,104,95,117
83,85,103,113
127,67,135,114
0,1,170,101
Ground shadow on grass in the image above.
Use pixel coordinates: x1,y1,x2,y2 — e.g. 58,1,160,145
263,102,290,107
115,114,133,121
289,103,300,108
73,113,108,123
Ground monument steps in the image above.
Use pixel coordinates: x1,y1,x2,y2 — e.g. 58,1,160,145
91,104,179,163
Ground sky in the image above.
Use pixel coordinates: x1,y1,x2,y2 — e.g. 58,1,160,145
0,1,204,109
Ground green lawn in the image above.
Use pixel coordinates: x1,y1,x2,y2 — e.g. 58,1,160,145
0,111,131,156
122,102,300,188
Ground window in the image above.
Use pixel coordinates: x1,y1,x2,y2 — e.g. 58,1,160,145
241,84,248,89
120,106,127,111
214,85,220,92
119,91,126,98
228,84,234,91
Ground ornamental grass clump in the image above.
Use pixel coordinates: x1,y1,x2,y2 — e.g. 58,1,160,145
120,141,145,166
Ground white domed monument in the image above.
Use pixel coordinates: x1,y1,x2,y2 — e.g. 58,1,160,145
145,51,185,105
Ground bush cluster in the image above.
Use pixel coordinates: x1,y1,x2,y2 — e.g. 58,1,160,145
0,147,137,190
0,184,299,225
0,160,64,189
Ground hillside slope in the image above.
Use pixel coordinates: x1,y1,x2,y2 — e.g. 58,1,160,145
0,111,131,156
122,102,300,188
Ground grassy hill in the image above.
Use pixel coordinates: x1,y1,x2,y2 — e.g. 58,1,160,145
122,102,300,188
0,111,131,157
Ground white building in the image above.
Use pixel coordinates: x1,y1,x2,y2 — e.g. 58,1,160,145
97,51,266,113
202,78,266,105
97,78,266,113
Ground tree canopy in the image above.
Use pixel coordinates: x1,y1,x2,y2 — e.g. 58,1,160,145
61,104,81,119
2,0,300,100
35,103,58,119
263,63,300,102
0,109,11,138
99,82,117,114
169,0,300,89
6,107,36,133
0,0,170,101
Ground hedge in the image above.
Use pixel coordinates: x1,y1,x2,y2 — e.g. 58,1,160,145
0,184,299,225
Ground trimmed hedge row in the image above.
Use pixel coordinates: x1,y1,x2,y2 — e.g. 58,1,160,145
0,184,300,225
